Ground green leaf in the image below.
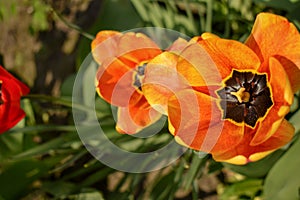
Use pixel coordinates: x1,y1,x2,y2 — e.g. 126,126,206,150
208,160,224,174
0,0,17,21
94,0,141,30
130,0,150,22
289,3,300,22
22,98,36,126
31,0,50,32
70,190,105,200
49,151,87,174
150,171,177,200
78,167,115,188
61,74,77,97
106,191,133,200
42,181,77,198
264,135,300,200
6,125,77,135
82,60,97,107
289,108,300,134
253,0,300,12
148,2,164,27
220,179,263,200
0,159,50,200
13,132,77,159
182,152,207,190
94,97,111,116
0,132,23,161
60,160,103,181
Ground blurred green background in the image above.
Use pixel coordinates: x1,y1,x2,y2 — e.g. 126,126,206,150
0,0,300,199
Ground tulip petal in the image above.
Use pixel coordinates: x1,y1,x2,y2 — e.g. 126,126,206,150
1,78,30,103
201,32,220,40
92,30,121,49
177,37,260,87
0,102,25,133
0,66,30,99
199,38,261,77
117,32,162,65
166,37,189,53
0,66,29,134
95,57,135,107
143,52,189,115
116,95,161,134
251,57,293,145
168,89,243,154
91,31,161,67
214,120,294,164
91,31,122,64
245,12,300,92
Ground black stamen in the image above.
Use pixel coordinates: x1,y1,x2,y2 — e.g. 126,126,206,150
217,70,273,128
133,63,147,91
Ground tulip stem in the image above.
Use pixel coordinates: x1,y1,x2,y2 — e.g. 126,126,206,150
24,94,85,109
23,94,110,119
6,125,77,134
50,8,95,40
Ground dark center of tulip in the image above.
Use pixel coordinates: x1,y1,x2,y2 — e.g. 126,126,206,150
133,62,146,91
0,81,3,105
217,70,273,128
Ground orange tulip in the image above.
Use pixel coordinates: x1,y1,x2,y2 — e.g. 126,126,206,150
143,13,299,164
91,31,164,134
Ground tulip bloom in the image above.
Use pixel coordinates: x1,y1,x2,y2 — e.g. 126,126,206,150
143,13,300,164
91,31,164,134
0,66,30,134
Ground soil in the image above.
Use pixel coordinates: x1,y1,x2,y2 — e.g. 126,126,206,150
0,0,102,95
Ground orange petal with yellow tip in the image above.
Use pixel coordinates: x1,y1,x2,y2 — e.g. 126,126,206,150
95,57,135,107
116,95,161,134
191,32,220,43
91,30,122,64
215,150,275,165
168,89,243,153
214,120,294,164
251,57,294,145
92,30,121,48
177,37,261,87
201,32,220,40
143,52,189,115
189,33,219,45
245,12,300,92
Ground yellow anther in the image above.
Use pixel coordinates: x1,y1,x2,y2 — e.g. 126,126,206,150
230,87,250,103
